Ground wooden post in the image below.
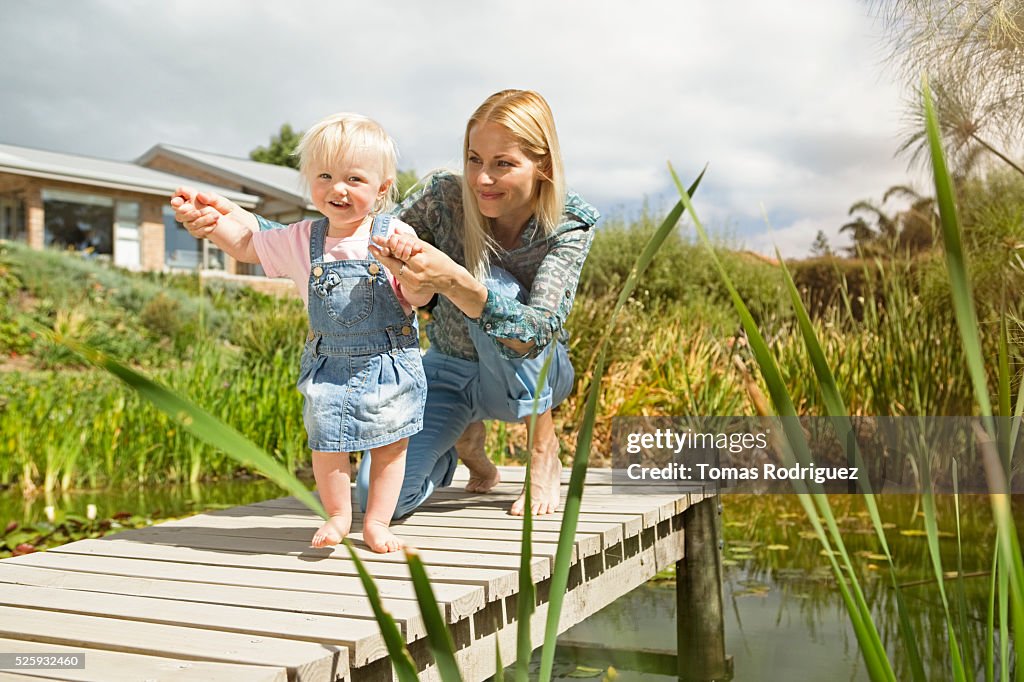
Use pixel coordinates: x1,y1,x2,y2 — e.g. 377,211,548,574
677,496,731,681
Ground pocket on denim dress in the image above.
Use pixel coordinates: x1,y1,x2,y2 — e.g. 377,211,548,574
325,275,374,326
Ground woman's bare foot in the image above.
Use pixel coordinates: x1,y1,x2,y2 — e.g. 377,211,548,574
311,514,351,548
363,519,403,553
456,421,501,493
510,435,561,516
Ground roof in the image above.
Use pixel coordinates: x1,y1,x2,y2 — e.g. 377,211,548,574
0,143,259,207
137,144,314,210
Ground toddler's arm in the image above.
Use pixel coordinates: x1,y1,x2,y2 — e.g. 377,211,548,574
171,187,260,237
170,190,260,264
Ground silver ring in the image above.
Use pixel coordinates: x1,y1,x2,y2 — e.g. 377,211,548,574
398,263,406,277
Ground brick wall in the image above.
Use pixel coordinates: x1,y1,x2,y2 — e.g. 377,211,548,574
139,198,165,271
199,271,299,298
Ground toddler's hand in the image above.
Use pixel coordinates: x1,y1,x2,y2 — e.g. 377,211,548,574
170,187,221,238
385,233,424,261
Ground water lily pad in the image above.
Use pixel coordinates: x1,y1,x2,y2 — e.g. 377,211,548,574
567,665,605,678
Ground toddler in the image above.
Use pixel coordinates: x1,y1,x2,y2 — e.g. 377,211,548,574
171,113,429,553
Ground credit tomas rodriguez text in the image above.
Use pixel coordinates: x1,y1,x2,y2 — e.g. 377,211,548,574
625,462,859,484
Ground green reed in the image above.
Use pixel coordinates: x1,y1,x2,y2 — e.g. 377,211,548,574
670,80,1022,682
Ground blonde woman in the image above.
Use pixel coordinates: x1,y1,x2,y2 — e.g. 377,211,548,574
175,90,599,517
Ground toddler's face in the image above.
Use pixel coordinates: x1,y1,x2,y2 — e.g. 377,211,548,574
308,150,391,231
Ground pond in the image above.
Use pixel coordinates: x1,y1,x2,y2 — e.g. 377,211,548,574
559,494,1016,681
1,483,1017,680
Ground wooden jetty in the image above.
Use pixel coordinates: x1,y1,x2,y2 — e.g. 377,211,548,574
0,467,728,681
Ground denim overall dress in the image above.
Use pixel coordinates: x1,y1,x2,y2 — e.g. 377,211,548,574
297,215,426,453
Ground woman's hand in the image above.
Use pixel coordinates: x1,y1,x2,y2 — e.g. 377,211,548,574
370,236,441,303
370,236,488,317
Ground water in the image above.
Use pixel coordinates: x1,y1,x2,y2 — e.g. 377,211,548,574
558,494,1016,681
0,477,294,529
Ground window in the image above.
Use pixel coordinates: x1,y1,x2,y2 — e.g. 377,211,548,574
42,189,114,255
0,197,25,241
161,205,224,271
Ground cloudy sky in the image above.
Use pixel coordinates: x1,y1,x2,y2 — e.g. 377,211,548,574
1,0,924,256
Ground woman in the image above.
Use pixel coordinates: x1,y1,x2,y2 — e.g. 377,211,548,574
174,89,599,517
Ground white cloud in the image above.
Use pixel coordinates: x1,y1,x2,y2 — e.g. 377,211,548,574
0,0,922,254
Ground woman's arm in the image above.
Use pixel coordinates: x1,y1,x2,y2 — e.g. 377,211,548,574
475,225,595,358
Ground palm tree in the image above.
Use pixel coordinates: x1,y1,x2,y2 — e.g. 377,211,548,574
882,184,938,254
875,1,1024,180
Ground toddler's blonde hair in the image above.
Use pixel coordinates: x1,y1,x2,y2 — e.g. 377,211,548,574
296,112,399,213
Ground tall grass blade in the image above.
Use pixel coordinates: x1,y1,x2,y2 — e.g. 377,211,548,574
537,171,706,682
669,165,896,682
514,462,534,682
952,470,975,677
343,540,419,681
923,77,1024,681
922,76,993,426
775,249,926,681
998,554,1010,682
406,548,462,682
921,486,968,681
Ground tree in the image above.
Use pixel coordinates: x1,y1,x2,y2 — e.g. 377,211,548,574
249,123,302,169
839,185,938,257
395,169,421,200
810,230,833,257
875,0,1024,179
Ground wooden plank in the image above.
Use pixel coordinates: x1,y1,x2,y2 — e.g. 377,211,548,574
0,606,342,682
419,489,672,525
218,507,629,549
0,637,287,681
47,540,489,618
131,524,591,567
0,584,386,667
0,562,425,642
159,512,606,556
251,499,648,540
12,548,491,614
411,524,687,682
253,489,678,522
104,527,552,583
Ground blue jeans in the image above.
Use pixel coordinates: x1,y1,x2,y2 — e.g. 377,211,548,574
355,266,575,518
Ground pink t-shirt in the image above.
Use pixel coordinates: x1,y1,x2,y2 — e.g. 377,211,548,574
251,218,416,312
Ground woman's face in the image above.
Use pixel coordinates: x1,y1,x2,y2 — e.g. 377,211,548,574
466,121,541,231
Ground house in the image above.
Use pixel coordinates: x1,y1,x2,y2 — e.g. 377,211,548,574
0,142,318,285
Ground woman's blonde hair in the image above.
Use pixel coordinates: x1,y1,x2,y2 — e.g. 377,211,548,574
460,90,566,278
296,112,399,213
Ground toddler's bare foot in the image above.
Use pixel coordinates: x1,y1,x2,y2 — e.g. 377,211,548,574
311,514,351,548
456,422,501,493
510,436,561,517
363,519,403,553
